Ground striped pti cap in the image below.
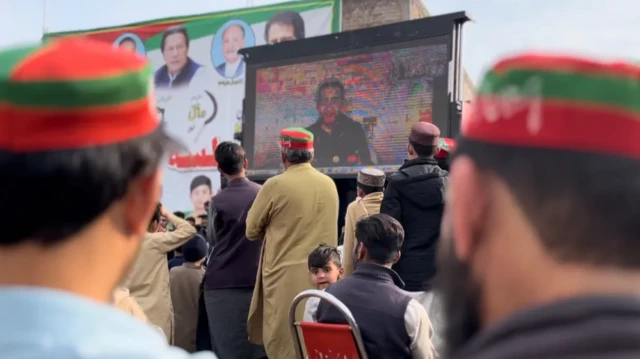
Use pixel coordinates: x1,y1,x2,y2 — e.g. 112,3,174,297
0,37,158,152
280,127,314,150
462,53,640,158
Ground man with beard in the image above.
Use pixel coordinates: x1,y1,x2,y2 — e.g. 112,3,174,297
437,53,640,359
316,214,435,358
0,38,215,358
305,78,372,168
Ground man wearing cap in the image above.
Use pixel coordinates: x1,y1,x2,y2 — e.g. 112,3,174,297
381,122,449,347
342,168,386,276
0,39,215,358
437,53,640,359
246,127,339,359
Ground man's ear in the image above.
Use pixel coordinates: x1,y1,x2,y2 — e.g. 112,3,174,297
243,157,249,170
448,156,487,262
392,250,402,265
407,143,414,156
124,170,162,238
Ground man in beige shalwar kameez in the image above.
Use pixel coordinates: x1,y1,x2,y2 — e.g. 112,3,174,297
125,205,196,343
246,127,339,359
342,169,386,276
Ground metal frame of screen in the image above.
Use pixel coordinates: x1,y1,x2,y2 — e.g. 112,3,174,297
240,11,470,180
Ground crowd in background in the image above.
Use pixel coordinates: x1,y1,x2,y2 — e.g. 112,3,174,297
3,37,640,359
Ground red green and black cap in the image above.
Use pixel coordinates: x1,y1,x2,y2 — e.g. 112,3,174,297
0,37,159,153
462,53,640,159
280,127,314,150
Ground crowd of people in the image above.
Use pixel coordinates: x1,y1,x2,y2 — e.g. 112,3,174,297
2,37,640,359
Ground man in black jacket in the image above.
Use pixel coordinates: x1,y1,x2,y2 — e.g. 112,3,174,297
380,122,448,348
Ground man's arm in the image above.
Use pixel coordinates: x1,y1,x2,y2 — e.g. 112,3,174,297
342,202,357,276
206,198,217,247
245,181,275,241
152,208,197,253
405,299,436,359
380,180,402,221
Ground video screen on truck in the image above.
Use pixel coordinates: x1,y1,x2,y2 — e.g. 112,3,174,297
248,35,451,177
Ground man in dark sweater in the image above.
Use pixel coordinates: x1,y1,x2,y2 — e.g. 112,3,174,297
437,53,640,359
316,214,434,359
203,142,266,359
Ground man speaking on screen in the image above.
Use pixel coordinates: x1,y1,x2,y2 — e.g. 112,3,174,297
305,78,372,167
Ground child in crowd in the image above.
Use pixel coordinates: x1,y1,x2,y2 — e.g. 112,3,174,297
303,244,344,322
170,235,208,353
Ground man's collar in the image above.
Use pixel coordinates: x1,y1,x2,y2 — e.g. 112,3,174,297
353,262,405,288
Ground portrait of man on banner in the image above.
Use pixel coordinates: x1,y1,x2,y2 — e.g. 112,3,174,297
113,33,146,56
212,20,255,79
264,10,306,44
154,25,206,89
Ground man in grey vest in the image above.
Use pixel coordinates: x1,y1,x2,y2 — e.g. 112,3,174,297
316,214,435,359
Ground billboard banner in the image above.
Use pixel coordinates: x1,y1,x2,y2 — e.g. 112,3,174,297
45,0,340,218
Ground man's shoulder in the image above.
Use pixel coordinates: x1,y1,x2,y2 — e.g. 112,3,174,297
388,162,447,183
215,62,225,71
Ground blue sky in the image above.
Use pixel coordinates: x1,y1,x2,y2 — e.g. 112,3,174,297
1,0,639,82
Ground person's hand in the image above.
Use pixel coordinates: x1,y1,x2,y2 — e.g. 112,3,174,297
160,205,169,217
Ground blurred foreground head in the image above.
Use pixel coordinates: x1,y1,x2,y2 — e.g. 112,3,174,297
436,53,640,356
0,38,178,302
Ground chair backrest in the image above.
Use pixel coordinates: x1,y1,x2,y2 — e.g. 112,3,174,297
298,321,361,359
289,289,368,359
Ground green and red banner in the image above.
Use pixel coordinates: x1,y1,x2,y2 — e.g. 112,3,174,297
45,0,340,217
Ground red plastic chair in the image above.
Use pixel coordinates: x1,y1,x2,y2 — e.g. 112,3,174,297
289,289,368,359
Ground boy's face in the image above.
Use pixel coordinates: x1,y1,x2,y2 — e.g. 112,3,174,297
310,261,343,290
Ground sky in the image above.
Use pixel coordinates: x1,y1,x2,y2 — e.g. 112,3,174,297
1,0,639,82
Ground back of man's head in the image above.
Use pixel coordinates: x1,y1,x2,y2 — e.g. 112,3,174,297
354,214,404,266
215,141,245,176
437,53,640,357
0,38,176,302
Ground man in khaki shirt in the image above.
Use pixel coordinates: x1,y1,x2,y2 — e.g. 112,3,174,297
125,205,197,343
343,169,386,276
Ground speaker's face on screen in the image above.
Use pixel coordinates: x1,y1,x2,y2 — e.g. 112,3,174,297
317,87,343,122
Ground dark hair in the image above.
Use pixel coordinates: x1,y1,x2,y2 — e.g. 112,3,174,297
149,203,162,228
186,217,196,225
119,37,136,46
0,128,176,246
173,211,185,219
409,139,437,158
357,183,384,195
160,25,189,53
264,11,305,43
223,23,246,38
315,78,345,105
182,235,208,262
215,142,245,176
308,243,342,269
198,214,208,220
190,175,212,193
456,139,640,269
355,214,404,265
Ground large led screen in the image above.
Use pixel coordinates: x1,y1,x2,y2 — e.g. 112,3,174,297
249,36,450,176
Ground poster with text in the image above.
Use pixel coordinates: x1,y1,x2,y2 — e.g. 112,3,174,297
45,0,339,218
